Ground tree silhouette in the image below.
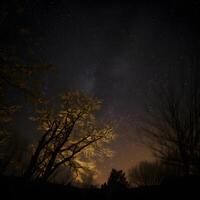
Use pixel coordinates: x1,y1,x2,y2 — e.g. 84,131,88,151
142,66,200,175
24,92,115,182
128,161,180,187
102,169,129,190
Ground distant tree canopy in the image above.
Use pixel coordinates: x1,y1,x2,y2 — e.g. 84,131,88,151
0,64,52,171
128,161,180,187
0,0,54,174
142,66,200,175
24,92,115,183
0,48,52,175
102,169,129,190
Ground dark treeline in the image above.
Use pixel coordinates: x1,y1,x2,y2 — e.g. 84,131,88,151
0,174,199,200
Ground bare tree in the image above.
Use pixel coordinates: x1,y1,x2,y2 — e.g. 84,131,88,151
128,161,180,187
142,66,200,175
24,92,115,182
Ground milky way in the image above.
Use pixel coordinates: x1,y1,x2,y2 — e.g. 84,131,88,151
7,0,200,183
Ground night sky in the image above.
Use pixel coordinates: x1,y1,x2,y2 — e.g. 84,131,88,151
3,0,200,183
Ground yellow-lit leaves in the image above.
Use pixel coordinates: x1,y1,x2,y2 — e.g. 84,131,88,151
28,91,115,182
61,91,102,113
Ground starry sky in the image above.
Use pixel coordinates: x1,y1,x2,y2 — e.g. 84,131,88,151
2,0,200,183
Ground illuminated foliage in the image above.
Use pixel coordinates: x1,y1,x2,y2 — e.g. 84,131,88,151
24,92,115,182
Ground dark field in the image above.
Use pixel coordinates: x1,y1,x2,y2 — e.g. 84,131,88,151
1,176,199,200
